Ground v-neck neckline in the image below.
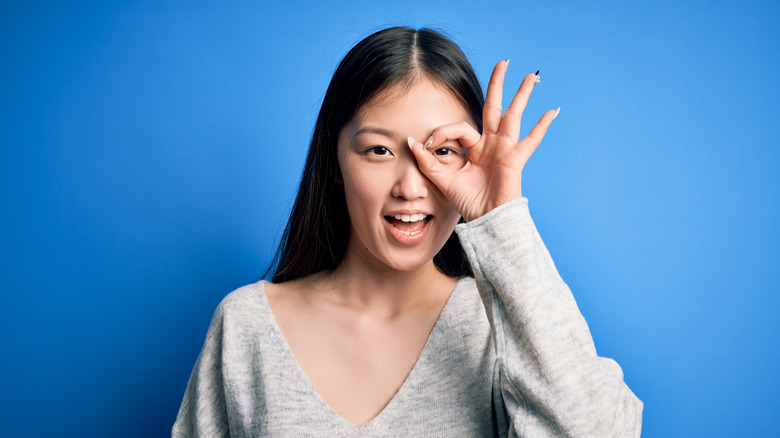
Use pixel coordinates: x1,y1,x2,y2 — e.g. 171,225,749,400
257,278,466,430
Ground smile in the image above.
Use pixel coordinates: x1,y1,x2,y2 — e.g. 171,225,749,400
383,213,433,243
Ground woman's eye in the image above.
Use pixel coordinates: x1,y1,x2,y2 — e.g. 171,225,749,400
433,147,457,156
433,146,468,169
367,146,391,156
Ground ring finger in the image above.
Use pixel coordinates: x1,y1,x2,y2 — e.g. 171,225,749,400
499,71,538,141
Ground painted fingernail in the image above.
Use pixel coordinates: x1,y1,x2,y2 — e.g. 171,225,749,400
424,136,433,149
553,107,561,120
505,59,510,68
407,136,415,149
534,70,541,85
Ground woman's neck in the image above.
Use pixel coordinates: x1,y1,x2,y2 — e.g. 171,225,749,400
312,253,457,319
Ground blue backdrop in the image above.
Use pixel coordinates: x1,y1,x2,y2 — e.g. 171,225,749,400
2,1,778,436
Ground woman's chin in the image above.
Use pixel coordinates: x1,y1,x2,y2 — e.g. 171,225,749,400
374,252,438,274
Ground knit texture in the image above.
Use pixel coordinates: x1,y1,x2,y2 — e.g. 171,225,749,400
173,198,643,437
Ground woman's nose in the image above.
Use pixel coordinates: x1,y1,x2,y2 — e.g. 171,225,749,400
391,158,429,201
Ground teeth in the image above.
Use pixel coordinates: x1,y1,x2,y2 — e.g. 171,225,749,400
391,213,428,222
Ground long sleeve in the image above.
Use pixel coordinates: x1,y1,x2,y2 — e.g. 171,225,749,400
172,305,231,438
455,198,643,437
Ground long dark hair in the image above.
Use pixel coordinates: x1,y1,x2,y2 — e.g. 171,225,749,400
269,27,484,283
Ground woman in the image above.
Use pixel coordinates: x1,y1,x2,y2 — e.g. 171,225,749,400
173,27,643,437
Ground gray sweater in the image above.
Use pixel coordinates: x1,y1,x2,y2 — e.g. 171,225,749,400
173,198,643,437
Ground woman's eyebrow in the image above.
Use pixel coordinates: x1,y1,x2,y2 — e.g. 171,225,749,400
352,126,438,143
353,126,396,140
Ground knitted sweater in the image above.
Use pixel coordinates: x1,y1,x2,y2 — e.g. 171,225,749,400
173,198,643,437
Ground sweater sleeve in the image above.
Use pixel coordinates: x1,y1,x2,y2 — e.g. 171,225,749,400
172,304,231,438
455,198,643,438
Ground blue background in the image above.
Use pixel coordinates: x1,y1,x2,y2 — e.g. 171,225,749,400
2,0,778,436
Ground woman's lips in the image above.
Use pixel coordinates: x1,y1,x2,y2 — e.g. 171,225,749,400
383,214,432,244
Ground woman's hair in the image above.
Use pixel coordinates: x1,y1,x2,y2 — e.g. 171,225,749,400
269,26,484,283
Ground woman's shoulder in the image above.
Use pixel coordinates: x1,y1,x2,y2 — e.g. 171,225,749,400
262,272,331,311
209,281,275,331
216,277,321,330
446,276,484,321
217,280,267,310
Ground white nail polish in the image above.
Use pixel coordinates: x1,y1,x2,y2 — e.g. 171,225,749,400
407,137,415,149
534,70,541,85
505,59,510,68
424,137,433,149
553,107,561,120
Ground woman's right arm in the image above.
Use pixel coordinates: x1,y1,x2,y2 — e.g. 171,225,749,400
172,305,231,438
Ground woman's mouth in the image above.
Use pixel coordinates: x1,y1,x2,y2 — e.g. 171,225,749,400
383,213,432,243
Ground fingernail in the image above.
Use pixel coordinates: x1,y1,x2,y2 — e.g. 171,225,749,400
505,59,510,68
424,136,433,149
407,136,415,149
534,70,541,85
553,107,561,120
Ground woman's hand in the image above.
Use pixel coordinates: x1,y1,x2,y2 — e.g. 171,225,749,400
409,60,558,222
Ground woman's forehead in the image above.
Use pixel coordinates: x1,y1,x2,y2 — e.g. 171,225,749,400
361,77,459,111
351,78,471,130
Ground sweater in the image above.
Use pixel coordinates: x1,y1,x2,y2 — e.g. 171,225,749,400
173,198,643,437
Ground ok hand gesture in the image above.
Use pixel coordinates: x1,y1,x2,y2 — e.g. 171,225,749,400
409,60,559,222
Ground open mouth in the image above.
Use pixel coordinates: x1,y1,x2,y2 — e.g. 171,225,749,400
384,213,432,236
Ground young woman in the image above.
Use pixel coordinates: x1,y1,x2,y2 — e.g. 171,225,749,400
173,27,643,437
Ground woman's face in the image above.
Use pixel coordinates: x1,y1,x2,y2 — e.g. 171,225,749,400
337,78,472,273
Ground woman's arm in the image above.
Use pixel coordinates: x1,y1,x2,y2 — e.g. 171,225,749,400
172,305,231,438
411,60,642,436
456,198,643,437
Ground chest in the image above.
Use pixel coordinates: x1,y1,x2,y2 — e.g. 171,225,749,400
219,285,498,436
275,302,443,425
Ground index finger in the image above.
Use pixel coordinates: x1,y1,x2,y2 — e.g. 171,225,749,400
426,121,482,154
